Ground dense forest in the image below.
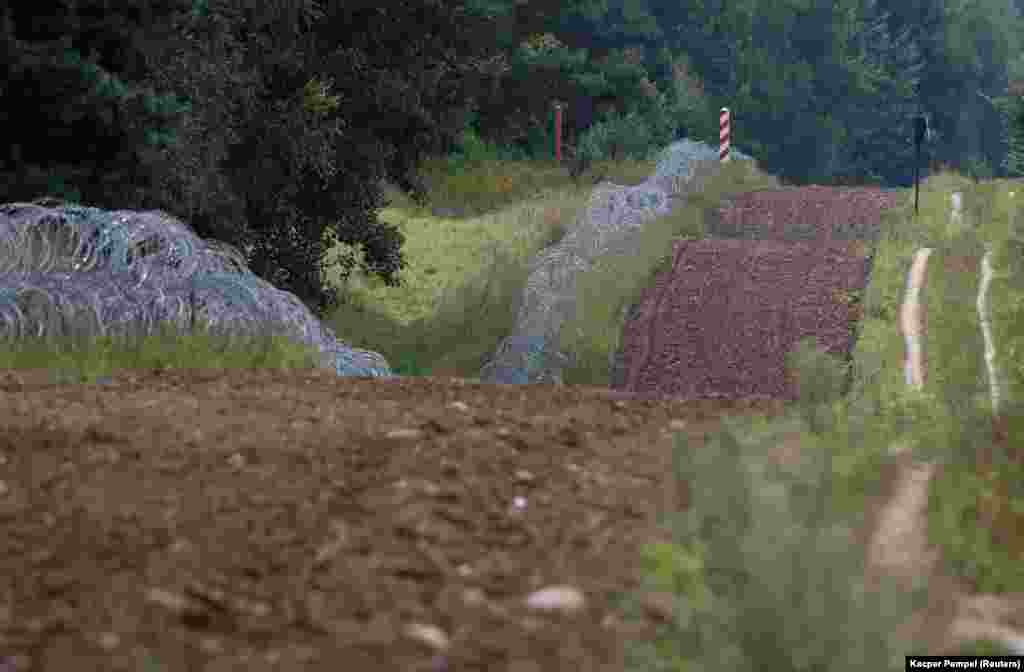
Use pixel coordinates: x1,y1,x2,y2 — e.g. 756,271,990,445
3,0,1024,315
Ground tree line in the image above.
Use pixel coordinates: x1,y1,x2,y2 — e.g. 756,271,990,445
2,0,1023,317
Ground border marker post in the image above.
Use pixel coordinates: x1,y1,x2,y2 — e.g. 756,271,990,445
720,107,731,163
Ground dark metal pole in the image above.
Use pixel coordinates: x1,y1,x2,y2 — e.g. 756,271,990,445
914,141,921,216
553,101,564,163
913,115,928,216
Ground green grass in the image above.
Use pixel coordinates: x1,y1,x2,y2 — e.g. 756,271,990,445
0,315,325,382
319,154,665,377
4,149,1024,668
924,180,1024,595
956,639,1020,656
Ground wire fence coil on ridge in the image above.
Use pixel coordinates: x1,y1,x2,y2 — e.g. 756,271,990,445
0,201,395,378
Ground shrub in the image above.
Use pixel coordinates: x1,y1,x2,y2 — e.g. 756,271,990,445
786,337,851,435
577,109,658,164
620,425,923,671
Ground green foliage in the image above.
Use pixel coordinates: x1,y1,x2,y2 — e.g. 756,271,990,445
0,3,191,209
1,0,511,317
468,11,700,164
621,422,919,672
142,1,509,315
957,639,1019,656
990,210,1024,406
786,337,851,436
442,120,507,172
998,94,1024,178
923,0,1017,180
301,77,342,115
419,161,527,217
0,314,324,380
964,155,996,183
930,463,1024,594
656,50,715,144
922,183,1024,595
576,108,665,163
391,352,428,377
639,538,715,621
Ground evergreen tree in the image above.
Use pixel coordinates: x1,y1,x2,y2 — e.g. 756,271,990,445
466,1,706,163
831,0,925,187
1002,94,1024,177
0,0,191,208
911,0,1017,179
1,0,508,316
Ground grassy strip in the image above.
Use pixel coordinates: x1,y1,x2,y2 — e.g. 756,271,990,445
0,316,325,383
927,180,1024,594
320,156,656,378
985,181,1024,426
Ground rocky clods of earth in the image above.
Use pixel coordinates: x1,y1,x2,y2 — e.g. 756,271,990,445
613,237,871,401
610,186,901,401
0,199,395,377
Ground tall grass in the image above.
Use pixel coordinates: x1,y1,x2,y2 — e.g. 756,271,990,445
0,314,325,383
925,180,1024,594
319,149,708,379
618,419,923,672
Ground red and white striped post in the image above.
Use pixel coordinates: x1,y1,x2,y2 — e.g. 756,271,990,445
719,107,731,163
553,101,565,162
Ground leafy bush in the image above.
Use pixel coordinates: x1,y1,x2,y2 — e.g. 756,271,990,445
930,455,1024,594
391,352,428,377
957,639,1019,656
444,124,506,172
424,167,522,216
620,424,922,672
964,155,996,182
786,337,851,435
577,109,660,164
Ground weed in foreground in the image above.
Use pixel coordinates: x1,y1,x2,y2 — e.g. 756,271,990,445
785,337,850,436
619,420,924,672
0,314,324,380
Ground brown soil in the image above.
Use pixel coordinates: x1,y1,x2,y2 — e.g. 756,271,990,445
942,254,982,275
613,186,901,401
0,368,787,672
615,238,868,400
706,186,904,242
